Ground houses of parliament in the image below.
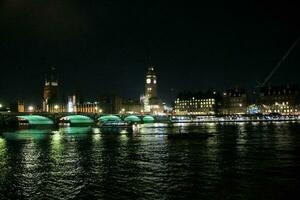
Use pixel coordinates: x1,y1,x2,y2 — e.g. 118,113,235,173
39,65,164,114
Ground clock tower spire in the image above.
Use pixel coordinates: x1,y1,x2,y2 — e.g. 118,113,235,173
143,64,162,113
145,65,157,99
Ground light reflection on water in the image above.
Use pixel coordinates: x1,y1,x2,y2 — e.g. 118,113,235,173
0,122,300,199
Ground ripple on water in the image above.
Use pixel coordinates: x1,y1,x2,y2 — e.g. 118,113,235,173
0,123,300,199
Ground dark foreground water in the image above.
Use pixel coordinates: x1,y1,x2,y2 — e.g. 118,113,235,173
0,122,300,200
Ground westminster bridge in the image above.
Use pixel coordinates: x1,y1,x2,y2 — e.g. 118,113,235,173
1,112,299,128
0,111,171,128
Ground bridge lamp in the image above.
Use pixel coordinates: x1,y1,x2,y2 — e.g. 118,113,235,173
28,106,34,112
119,108,125,114
54,105,59,110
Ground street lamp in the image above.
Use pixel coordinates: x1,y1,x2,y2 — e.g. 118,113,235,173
28,106,34,112
54,105,59,112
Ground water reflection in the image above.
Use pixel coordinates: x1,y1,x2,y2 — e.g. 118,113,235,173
2,129,51,140
0,122,299,199
59,126,92,134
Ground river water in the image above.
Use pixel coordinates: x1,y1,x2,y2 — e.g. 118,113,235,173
0,122,300,199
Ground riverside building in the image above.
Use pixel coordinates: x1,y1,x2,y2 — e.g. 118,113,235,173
258,85,299,115
221,87,248,115
174,92,219,115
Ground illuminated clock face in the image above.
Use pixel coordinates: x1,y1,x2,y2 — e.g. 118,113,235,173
153,79,157,84
146,78,151,84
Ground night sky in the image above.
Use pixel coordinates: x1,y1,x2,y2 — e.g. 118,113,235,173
0,0,299,104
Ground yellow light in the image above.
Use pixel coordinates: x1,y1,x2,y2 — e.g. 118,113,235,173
54,105,59,109
0,104,2,108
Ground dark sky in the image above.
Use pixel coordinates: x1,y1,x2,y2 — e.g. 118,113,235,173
0,0,299,104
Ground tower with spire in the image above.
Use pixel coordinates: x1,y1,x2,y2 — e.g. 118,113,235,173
145,65,157,99
143,64,163,114
42,67,59,112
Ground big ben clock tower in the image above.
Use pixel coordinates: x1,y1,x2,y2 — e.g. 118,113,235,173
143,65,162,113
42,67,59,112
145,65,157,99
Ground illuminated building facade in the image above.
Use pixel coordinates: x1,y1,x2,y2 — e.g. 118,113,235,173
174,91,219,115
67,95,76,112
77,102,101,113
48,104,66,113
258,85,300,115
10,101,25,112
221,87,248,115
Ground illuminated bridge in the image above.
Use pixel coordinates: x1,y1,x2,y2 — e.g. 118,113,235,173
0,112,165,127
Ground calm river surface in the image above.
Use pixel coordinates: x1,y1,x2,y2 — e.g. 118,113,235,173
0,122,300,199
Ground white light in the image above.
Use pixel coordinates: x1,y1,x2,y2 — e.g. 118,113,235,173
0,104,2,108
28,106,34,112
68,101,73,112
54,105,59,109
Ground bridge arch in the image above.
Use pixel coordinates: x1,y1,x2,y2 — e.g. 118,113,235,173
124,115,141,123
143,115,155,123
16,115,54,125
98,115,122,123
60,115,94,124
